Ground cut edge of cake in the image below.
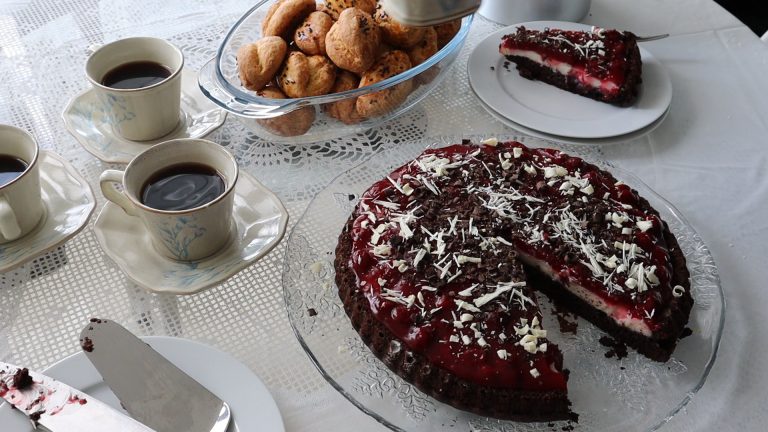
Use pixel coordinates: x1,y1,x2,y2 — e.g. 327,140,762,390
334,217,573,421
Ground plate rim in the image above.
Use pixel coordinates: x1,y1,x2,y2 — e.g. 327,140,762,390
473,85,672,145
468,21,673,139
281,135,725,431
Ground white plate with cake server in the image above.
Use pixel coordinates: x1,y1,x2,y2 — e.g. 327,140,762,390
62,68,227,164
94,171,288,294
468,21,673,139
0,336,285,432
0,151,95,272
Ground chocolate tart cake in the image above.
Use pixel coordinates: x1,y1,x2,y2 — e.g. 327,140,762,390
334,140,692,420
499,27,642,106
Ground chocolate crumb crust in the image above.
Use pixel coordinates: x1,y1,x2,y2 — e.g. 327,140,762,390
334,141,692,419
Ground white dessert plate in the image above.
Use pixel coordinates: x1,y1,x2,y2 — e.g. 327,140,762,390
0,336,285,432
475,88,671,145
62,68,227,164
0,151,95,272
468,21,673,139
94,171,288,294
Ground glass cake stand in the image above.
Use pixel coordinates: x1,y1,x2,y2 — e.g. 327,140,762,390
281,134,725,432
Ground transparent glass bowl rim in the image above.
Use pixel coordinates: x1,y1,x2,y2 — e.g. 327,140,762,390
281,134,727,432
213,0,474,111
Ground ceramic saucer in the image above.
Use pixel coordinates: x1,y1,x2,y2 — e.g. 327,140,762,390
62,68,227,164
0,151,96,272
94,171,288,294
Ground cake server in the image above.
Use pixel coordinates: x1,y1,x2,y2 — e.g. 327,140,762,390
0,361,157,431
79,319,231,432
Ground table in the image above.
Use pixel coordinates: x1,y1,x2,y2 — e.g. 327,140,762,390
1,1,767,431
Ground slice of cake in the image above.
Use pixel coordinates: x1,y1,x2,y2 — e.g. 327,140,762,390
334,140,692,420
499,26,642,106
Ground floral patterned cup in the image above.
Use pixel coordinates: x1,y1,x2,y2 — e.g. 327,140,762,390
0,125,43,243
86,37,184,141
99,139,238,261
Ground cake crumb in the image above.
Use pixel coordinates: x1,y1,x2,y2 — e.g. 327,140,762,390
12,368,33,390
80,337,94,352
599,335,628,359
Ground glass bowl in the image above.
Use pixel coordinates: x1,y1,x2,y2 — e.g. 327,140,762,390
198,0,473,144
281,134,725,431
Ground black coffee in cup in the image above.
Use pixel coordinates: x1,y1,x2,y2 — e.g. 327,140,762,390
0,155,28,187
140,163,225,211
101,61,172,90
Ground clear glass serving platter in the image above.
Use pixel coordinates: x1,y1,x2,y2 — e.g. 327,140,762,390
281,134,725,431
198,0,472,144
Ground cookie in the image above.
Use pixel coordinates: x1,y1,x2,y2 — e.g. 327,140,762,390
407,26,438,67
256,87,316,136
356,50,413,117
236,36,288,91
278,51,337,97
262,0,316,38
434,19,461,48
294,11,334,56
373,4,425,49
325,7,381,74
320,0,376,20
324,70,366,124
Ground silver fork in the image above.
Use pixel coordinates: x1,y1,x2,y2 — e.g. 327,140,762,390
636,33,670,42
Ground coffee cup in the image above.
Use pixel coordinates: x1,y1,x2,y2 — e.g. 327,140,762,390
99,139,238,261
478,0,591,25
86,37,184,142
0,125,44,243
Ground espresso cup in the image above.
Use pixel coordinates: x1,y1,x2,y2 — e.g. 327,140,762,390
86,37,184,141
99,139,238,261
0,125,44,243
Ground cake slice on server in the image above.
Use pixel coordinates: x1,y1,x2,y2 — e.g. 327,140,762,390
499,26,642,106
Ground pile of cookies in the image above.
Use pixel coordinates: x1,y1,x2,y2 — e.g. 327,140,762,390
236,0,461,136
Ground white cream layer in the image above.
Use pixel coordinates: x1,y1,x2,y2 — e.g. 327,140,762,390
518,250,653,337
504,48,619,93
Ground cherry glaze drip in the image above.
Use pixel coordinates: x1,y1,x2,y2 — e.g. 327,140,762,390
347,142,674,390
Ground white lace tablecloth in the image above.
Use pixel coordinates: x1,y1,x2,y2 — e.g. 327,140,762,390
1,1,766,431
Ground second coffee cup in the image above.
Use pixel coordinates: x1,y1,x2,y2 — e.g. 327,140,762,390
86,37,184,142
100,139,238,261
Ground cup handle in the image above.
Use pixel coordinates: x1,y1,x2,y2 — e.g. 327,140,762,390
100,170,139,217
85,43,102,56
0,195,22,240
